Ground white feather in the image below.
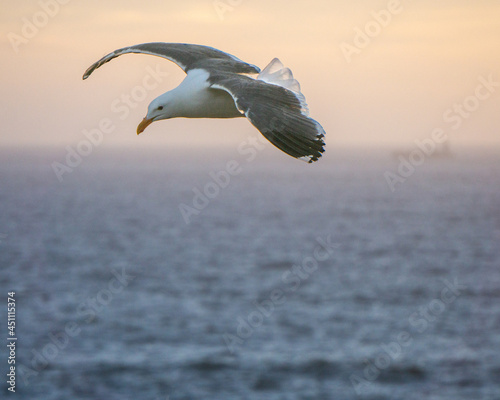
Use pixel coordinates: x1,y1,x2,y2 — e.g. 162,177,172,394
257,58,309,116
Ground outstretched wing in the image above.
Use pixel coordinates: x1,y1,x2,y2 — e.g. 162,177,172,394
210,74,326,163
83,42,260,80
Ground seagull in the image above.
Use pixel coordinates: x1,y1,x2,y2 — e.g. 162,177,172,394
83,43,325,163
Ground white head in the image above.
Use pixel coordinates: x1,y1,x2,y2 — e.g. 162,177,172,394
136,92,174,135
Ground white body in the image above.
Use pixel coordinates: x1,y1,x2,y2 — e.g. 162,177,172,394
157,69,243,119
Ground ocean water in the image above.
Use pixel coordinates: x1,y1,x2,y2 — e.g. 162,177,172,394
1,145,499,399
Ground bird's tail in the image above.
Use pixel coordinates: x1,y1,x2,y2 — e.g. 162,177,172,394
257,58,309,116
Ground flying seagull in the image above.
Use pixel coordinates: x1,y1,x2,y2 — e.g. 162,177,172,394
83,43,325,163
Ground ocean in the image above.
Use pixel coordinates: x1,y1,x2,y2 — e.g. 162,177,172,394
1,145,499,399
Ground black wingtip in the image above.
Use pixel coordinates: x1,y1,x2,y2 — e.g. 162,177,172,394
82,64,95,80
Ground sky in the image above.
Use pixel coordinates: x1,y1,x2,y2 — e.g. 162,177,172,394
1,0,499,151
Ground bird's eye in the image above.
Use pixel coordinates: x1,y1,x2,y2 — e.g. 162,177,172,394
157,106,163,111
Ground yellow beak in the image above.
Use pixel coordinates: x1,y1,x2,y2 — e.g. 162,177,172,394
137,117,154,135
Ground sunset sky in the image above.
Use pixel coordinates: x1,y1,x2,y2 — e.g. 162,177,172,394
1,0,499,150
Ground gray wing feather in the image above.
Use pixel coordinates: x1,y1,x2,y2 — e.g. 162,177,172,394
211,74,325,163
83,42,260,80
